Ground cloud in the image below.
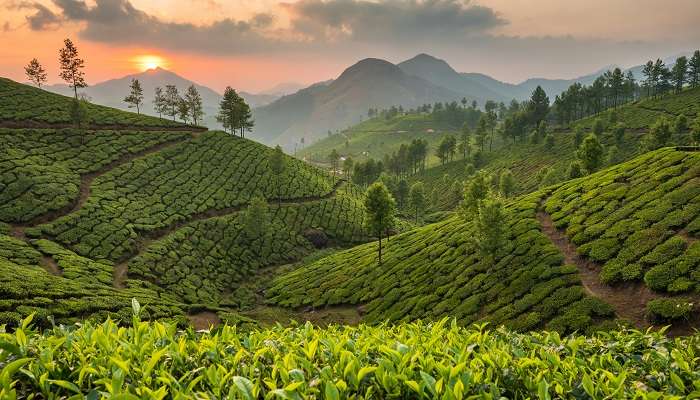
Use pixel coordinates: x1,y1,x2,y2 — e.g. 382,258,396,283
8,1,62,30
18,0,504,55
283,0,505,43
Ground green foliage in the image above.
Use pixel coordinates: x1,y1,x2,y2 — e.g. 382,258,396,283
577,134,604,172
3,318,700,398
364,182,396,264
646,298,694,322
472,195,507,261
0,78,185,127
243,197,269,240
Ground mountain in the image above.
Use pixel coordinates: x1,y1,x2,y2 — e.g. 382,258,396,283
260,81,306,96
45,68,278,129
252,58,462,147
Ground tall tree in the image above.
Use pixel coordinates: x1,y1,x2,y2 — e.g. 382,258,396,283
409,182,426,223
164,85,180,121
236,96,254,138
342,157,354,179
395,180,409,208
577,134,604,173
268,145,286,205
473,195,507,263
689,50,700,88
177,98,190,123
648,117,672,149
499,170,516,197
58,39,86,99
364,182,396,265
460,172,489,218
527,86,549,126
153,87,167,119
671,56,688,93
184,85,204,125
217,86,240,134
328,149,340,180
24,58,47,87
642,60,654,97
124,79,144,114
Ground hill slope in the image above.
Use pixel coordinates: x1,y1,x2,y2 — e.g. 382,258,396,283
268,148,699,333
0,80,367,326
252,58,461,146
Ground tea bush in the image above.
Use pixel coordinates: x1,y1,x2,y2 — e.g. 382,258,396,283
2,316,700,399
0,128,189,223
0,78,186,128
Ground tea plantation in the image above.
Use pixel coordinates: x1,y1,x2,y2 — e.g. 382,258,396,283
269,148,699,333
2,315,699,399
0,78,187,128
544,148,699,293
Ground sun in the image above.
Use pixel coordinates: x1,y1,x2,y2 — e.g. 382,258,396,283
134,55,166,71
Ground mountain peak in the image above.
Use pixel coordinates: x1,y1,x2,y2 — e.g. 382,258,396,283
399,53,457,75
336,58,401,81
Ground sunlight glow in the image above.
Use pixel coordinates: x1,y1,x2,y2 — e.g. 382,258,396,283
134,55,167,71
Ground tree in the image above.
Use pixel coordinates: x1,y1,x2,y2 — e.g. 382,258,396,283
573,126,585,147
567,161,583,179
267,145,286,205
184,85,204,125
689,50,700,88
499,170,516,197
527,86,549,126
577,134,604,173
217,86,240,134
674,114,688,135
475,116,488,152
342,157,354,179
691,117,700,144
648,117,672,149
177,98,190,123
364,182,396,265
236,96,254,138
459,123,471,159
164,85,180,121
124,79,144,114
395,180,409,208
153,87,167,118
671,56,688,93
409,182,426,223
544,133,555,150
473,195,507,263
613,123,626,145
642,60,654,97
328,149,340,180
25,58,47,87
58,39,86,99
243,197,269,240
592,118,605,136
460,172,489,218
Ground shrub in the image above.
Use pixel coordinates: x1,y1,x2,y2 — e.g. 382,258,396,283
646,298,694,322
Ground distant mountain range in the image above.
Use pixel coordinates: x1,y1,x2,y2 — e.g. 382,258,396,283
44,52,690,148
252,53,679,147
45,67,281,129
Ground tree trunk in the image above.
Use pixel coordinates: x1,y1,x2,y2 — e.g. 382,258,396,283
378,232,382,265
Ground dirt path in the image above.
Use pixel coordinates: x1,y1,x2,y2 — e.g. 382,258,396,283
39,255,62,276
15,135,192,228
536,210,664,328
112,180,347,288
186,311,222,330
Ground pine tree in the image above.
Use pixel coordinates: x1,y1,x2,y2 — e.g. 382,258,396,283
527,86,550,126
689,50,700,88
217,86,240,134
184,85,204,125
671,56,688,93
124,79,144,114
408,182,425,223
164,85,180,121
25,58,47,87
58,39,86,99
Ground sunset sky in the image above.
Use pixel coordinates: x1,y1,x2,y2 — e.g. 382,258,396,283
2,0,699,93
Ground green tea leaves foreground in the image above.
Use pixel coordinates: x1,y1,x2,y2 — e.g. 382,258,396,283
1,317,699,399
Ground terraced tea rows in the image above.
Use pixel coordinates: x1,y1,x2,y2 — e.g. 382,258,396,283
37,132,336,261
269,148,699,332
543,148,699,298
268,190,616,334
0,78,187,128
0,128,190,223
128,186,366,304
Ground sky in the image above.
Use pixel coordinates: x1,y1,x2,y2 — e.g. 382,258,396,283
1,0,699,93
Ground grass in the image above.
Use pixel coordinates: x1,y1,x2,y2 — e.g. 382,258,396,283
2,315,699,398
0,78,188,128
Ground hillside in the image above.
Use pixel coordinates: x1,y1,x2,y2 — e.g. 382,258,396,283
268,148,700,334
0,80,367,326
0,78,192,129
252,58,462,146
45,67,278,129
